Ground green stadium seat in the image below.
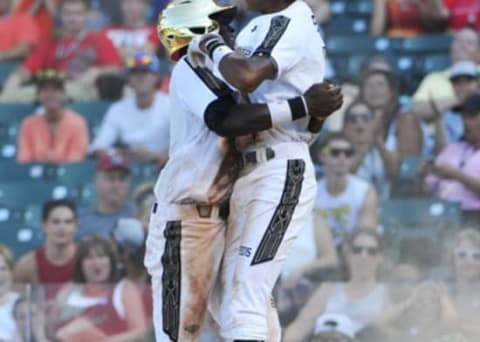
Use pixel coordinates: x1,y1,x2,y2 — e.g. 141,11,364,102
326,36,394,54
400,34,453,54
0,222,43,258
0,182,74,206
0,61,21,88
54,160,96,185
422,54,451,73
68,101,112,135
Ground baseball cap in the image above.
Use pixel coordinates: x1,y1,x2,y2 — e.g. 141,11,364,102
449,61,478,81
452,93,480,114
35,69,66,89
125,51,160,73
96,153,131,173
111,218,145,251
314,313,356,339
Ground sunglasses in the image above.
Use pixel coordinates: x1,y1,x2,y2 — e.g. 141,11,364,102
455,249,480,260
345,113,372,123
329,148,355,158
351,245,379,256
35,69,66,81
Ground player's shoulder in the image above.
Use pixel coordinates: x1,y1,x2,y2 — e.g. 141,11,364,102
275,1,316,29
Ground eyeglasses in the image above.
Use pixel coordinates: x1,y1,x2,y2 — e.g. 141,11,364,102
329,148,355,158
455,249,480,260
345,113,372,123
351,245,379,256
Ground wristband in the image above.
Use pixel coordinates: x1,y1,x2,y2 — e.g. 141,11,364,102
212,45,234,65
267,101,292,126
288,96,308,120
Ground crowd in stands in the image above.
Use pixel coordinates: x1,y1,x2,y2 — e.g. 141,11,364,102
0,0,479,341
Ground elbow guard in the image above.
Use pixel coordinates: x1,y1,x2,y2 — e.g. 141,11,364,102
204,95,237,137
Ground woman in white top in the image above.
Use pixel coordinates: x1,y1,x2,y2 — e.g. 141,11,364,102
51,235,147,341
0,244,20,342
284,229,388,341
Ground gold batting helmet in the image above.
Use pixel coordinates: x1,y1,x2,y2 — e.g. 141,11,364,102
158,0,236,60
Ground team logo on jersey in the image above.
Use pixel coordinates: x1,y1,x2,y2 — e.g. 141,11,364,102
236,46,252,57
239,246,252,257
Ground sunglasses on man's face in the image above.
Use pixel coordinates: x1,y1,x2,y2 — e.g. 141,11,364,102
351,245,379,256
345,113,372,123
329,148,355,158
455,249,480,261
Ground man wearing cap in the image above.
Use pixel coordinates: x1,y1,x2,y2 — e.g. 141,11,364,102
90,51,170,166
419,93,480,212
313,313,356,342
17,68,89,163
430,60,479,154
77,152,135,239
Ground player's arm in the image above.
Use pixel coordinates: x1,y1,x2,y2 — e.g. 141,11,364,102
204,82,343,137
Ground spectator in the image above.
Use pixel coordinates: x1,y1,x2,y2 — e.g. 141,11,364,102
374,281,457,342
361,68,424,157
2,0,122,103
52,235,147,341
85,0,121,30
418,93,480,211
315,133,379,246
77,153,134,240
0,0,39,62
89,52,170,166
430,61,479,155
431,0,480,31
12,292,49,342
133,181,155,228
284,229,388,341
14,199,78,299
411,27,480,120
312,313,357,342
104,0,161,60
448,229,480,337
343,100,399,199
14,0,60,41
0,245,20,342
387,263,422,305
17,69,89,163
371,0,440,37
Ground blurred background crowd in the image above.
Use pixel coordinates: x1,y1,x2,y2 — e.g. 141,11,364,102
0,0,480,341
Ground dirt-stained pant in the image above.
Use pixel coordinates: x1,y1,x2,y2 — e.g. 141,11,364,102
144,203,226,342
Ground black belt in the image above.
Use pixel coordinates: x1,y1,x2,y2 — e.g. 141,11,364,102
240,147,275,168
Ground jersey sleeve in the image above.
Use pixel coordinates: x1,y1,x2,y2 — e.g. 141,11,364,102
253,15,309,79
174,60,232,120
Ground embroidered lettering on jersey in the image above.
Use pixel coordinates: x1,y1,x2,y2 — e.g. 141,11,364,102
253,15,291,57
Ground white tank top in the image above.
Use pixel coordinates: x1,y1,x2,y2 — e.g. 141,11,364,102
315,175,370,245
322,283,386,333
0,292,20,340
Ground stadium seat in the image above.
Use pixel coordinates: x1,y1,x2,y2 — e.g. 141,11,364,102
0,221,43,258
326,36,395,54
422,54,451,73
69,101,112,135
323,16,369,36
54,160,96,185
390,156,423,197
0,182,73,206
0,61,21,89
400,34,453,54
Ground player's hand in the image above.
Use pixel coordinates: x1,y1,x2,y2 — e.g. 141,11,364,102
187,33,224,69
303,81,343,119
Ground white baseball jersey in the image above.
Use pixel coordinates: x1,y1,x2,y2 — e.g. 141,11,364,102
153,57,237,205
234,0,326,148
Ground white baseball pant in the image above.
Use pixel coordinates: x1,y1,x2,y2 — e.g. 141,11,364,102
144,202,226,342
218,142,317,340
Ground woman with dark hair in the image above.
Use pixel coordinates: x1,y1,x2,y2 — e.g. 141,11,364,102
284,229,389,341
51,235,147,340
360,68,425,158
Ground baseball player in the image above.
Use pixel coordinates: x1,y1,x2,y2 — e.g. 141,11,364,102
187,0,343,341
146,1,342,341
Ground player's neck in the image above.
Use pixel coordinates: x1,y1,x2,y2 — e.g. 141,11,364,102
261,1,293,14
45,241,76,264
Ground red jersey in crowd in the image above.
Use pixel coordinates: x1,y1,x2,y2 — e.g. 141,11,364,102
15,0,61,40
104,24,161,53
387,0,428,36
443,0,480,31
23,31,122,80
35,246,76,299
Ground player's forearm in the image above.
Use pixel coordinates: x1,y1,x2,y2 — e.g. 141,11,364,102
218,54,276,93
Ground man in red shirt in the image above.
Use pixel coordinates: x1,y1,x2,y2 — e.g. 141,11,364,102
14,199,78,298
2,0,122,102
104,0,161,60
0,0,39,62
